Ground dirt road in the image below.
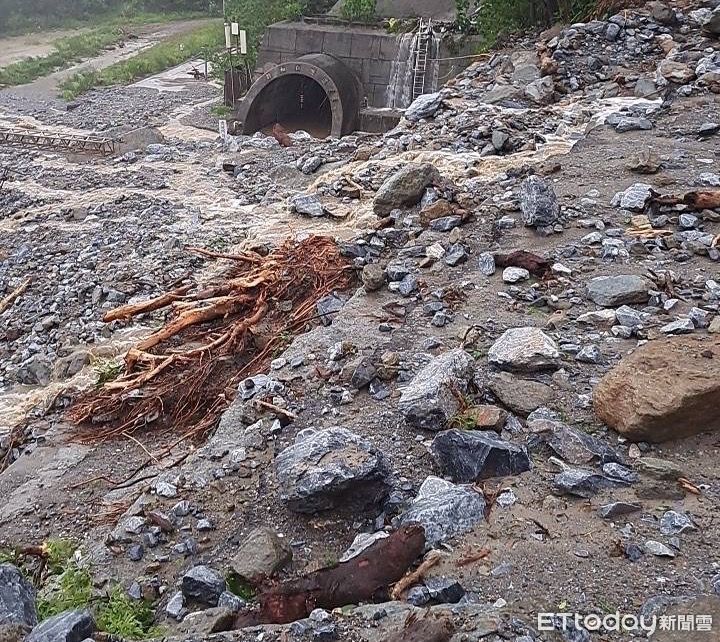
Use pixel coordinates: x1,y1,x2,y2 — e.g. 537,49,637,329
0,18,218,101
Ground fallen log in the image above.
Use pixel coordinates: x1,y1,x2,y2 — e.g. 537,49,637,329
257,525,425,624
382,614,455,642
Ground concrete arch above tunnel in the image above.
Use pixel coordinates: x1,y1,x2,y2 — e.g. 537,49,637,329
237,54,361,139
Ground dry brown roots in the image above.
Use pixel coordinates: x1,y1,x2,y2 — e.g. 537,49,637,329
67,236,353,443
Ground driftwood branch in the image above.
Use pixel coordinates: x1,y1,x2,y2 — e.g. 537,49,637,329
0,278,31,315
103,285,193,322
390,551,443,600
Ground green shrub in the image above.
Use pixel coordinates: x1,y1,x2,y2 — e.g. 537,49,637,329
341,0,376,22
457,0,598,48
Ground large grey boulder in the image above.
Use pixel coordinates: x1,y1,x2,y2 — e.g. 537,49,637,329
27,609,95,642
398,349,475,430
587,275,650,307
181,566,226,607
520,176,559,227
0,563,37,629
400,476,485,547
405,92,444,121
230,527,292,582
430,430,531,483
488,327,560,372
275,428,390,513
373,163,441,215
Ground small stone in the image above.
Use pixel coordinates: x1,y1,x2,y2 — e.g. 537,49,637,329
430,216,462,232
489,372,554,417
424,576,465,604
230,527,292,582
399,476,486,547
660,318,694,335
444,243,468,266
554,467,617,498
645,540,676,558
124,516,146,534
316,293,345,326
478,252,496,276
688,308,709,328
615,305,643,328
275,428,390,513
659,511,696,535
26,610,95,642
576,345,603,364
624,543,644,562
290,194,325,218
602,462,638,483
598,502,642,518
166,592,187,621
618,183,653,211
405,93,444,121
520,176,559,227
374,164,440,216
431,429,531,483
502,267,530,283
0,564,37,628
488,327,560,372
128,545,144,562
217,591,245,613
616,117,653,132
349,357,377,390
155,482,177,498
181,566,226,606
399,349,475,430
586,275,649,307
361,264,385,292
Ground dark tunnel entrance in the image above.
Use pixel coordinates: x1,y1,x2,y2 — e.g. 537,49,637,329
245,75,333,139
237,54,361,139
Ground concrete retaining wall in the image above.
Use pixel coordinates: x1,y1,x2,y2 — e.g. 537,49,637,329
256,20,480,109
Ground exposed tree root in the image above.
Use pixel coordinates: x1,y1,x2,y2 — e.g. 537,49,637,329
66,236,354,443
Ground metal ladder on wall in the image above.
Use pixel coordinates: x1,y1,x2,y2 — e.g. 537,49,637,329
412,19,433,101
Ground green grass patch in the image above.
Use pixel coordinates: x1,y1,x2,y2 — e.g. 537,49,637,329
37,564,93,619
59,21,224,99
97,586,163,640
210,104,232,117
0,27,126,86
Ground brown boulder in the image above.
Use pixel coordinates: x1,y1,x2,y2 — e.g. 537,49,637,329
593,336,720,442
